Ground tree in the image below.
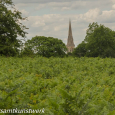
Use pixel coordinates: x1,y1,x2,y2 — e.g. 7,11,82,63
23,36,67,57
0,0,28,56
85,22,99,42
84,22,115,57
73,41,87,57
20,47,35,57
20,40,35,57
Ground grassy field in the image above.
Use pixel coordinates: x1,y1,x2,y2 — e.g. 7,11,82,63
0,56,115,115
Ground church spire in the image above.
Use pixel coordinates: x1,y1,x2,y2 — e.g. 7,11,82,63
68,19,72,36
67,19,75,53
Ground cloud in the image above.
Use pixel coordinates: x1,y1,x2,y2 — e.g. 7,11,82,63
83,8,102,22
13,0,104,11
33,1,97,11
13,0,115,47
13,0,112,11
111,0,115,3
13,0,92,4
35,4,46,10
20,9,29,17
48,1,87,11
14,3,29,10
112,4,115,9
98,10,115,23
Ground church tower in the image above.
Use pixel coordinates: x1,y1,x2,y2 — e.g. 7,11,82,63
66,19,75,53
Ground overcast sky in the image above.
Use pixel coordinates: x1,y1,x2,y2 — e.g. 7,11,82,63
12,0,115,47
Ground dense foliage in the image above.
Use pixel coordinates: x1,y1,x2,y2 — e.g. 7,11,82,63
21,36,67,57
0,56,115,115
73,22,115,58
73,41,87,57
0,0,28,56
85,22,115,57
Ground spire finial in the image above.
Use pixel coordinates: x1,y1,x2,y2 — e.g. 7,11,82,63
69,19,72,36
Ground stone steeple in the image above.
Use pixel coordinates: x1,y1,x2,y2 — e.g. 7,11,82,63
66,19,75,53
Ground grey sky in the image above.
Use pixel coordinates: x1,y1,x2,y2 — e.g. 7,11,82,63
12,0,115,46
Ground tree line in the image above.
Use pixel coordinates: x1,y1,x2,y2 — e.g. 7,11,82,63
1,0,115,58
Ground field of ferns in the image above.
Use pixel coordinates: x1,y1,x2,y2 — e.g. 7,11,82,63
0,56,115,115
